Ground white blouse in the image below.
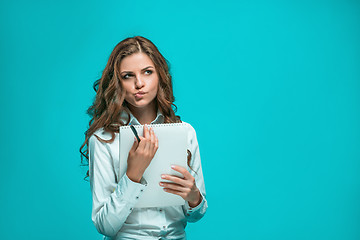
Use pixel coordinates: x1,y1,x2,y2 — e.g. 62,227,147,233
89,108,208,240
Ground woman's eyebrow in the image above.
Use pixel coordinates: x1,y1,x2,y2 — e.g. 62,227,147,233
121,66,153,74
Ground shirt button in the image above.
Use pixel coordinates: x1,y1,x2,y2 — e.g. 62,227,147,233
159,209,162,212
141,189,143,192
136,196,139,199
130,208,133,211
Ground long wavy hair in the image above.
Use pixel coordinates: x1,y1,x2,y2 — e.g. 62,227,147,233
80,36,193,181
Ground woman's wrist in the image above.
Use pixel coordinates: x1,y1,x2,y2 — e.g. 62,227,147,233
188,191,202,208
126,169,143,183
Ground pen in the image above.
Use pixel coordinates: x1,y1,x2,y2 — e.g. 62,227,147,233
130,124,141,142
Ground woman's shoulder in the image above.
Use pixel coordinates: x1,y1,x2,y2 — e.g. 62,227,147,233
180,120,197,138
90,127,114,142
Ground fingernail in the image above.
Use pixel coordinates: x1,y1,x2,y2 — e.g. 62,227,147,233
171,165,175,169
159,182,164,186
161,175,165,179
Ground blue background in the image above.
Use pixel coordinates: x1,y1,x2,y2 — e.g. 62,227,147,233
1,0,359,239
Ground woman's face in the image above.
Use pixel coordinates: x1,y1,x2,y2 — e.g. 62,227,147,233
119,52,159,111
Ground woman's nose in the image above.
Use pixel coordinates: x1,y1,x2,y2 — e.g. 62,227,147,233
135,75,145,89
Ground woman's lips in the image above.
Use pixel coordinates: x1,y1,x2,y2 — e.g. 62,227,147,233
135,92,146,98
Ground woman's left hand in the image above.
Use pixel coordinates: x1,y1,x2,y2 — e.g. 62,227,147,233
159,165,202,208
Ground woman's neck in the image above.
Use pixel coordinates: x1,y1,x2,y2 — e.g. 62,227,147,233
127,101,157,125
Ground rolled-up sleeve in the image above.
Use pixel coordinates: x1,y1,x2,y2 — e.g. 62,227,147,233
89,134,147,237
182,124,208,222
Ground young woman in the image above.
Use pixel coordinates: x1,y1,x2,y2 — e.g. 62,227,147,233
80,36,207,240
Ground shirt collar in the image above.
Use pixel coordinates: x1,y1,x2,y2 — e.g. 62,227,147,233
120,106,164,125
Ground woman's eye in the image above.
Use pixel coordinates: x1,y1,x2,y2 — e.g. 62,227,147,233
122,74,132,79
122,71,152,79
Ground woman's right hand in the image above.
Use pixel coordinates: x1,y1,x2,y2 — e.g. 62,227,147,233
126,124,159,183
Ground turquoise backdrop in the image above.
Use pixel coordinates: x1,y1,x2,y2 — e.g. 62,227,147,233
1,0,359,239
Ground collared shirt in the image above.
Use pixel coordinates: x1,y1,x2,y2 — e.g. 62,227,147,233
88,107,208,240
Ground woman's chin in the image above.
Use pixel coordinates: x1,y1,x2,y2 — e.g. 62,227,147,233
128,101,152,109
